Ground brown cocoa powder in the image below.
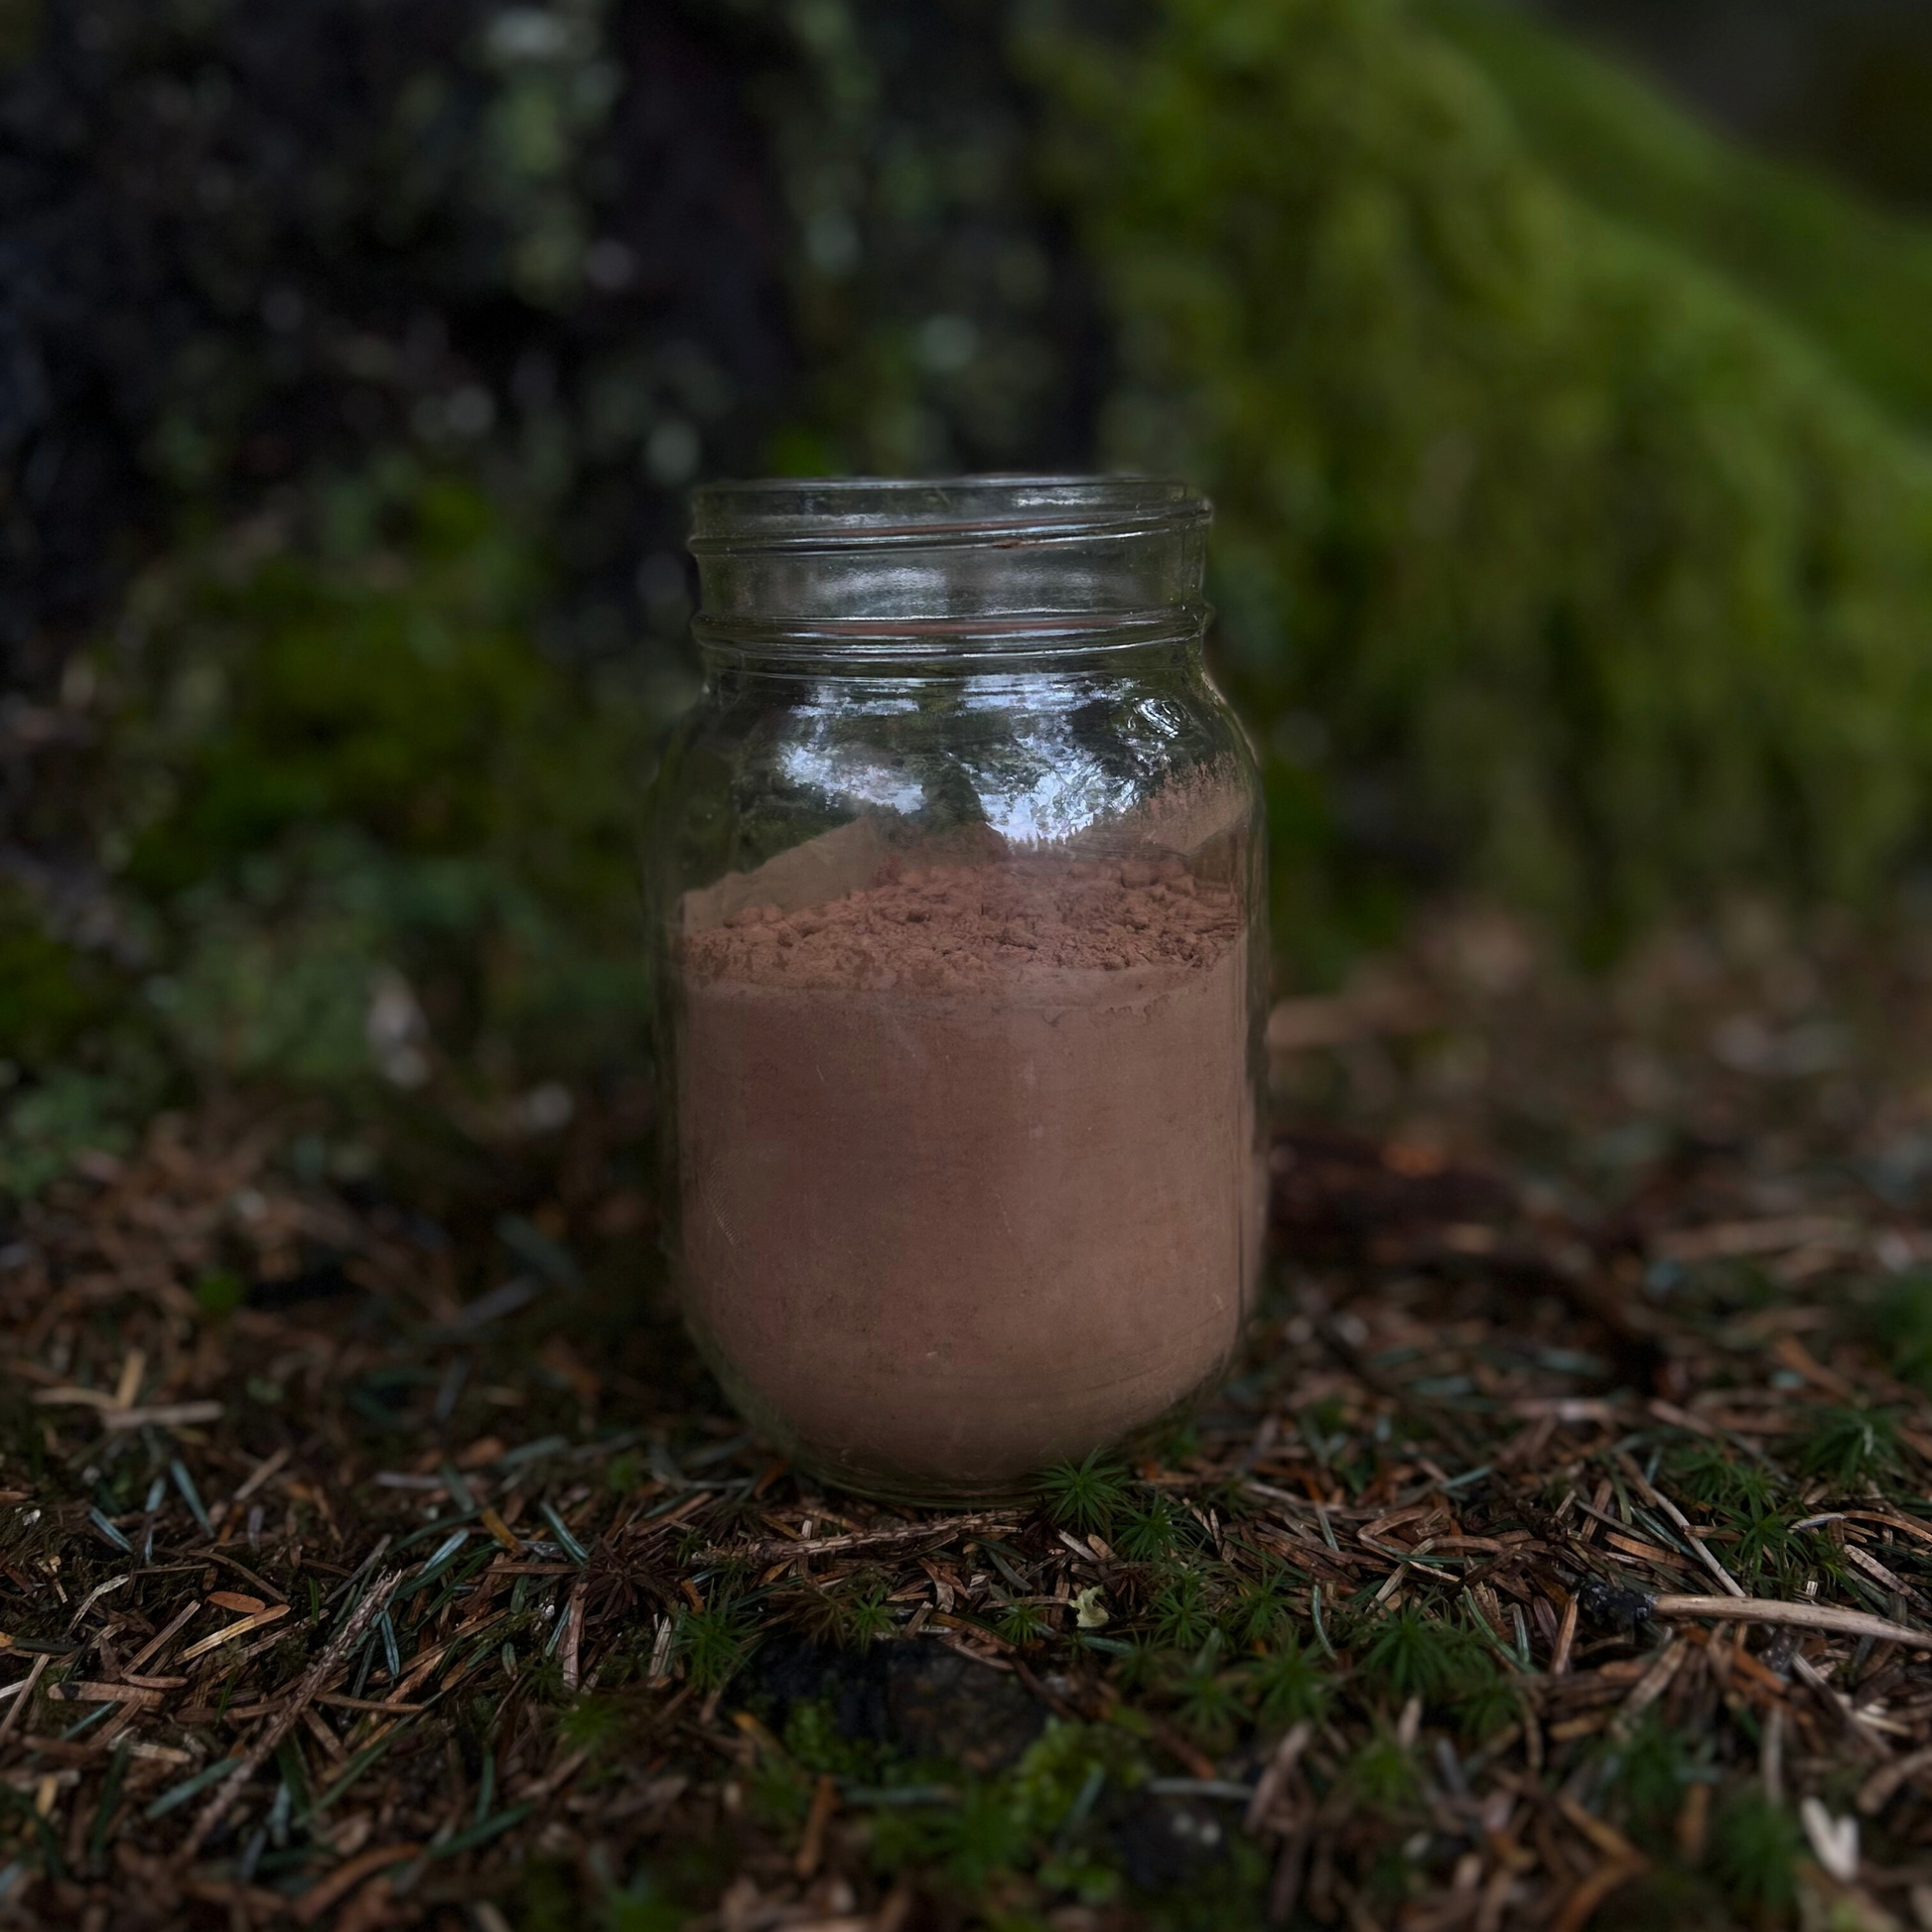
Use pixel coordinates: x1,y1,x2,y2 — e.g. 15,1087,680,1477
674,838,1261,1497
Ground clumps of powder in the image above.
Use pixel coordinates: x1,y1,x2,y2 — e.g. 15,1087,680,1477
681,856,1242,993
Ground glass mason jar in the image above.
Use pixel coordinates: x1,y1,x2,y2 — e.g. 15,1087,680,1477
645,478,1267,1503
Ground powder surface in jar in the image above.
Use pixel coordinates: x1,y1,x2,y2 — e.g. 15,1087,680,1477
674,837,1260,1495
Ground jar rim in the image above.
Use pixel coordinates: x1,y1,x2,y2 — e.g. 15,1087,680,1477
689,474,1209,553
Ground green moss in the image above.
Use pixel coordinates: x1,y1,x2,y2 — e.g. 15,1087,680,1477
0,892,118,1064
126,484,573,884
1033,0,1932,954
1711,1786,1804,1918
996,1601,1054,1648
1426,0,1932,430
0,473,664,1195
1226,1563,1293,1645
1661,1440,1783,1517
193,1272,245,1318
867,1720,1154,1906
0,0,40,69
1871,1271,1932,1392
1345,1725,1424,1812
600,1879,684,1932
1166,1656,1247,1753
773,1572,897,1651
0,1068,152,1199
781,1698,885,1783
670,1596,759,1694
1358,1603,1463,1704
1591,1711,1706,1850
1246,1632,1329,1726
98,476,656,1106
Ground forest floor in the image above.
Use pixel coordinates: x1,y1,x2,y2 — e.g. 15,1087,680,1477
5,900,1932,1930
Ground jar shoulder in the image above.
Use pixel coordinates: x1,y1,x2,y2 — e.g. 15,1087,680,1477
643,656,1263,922
651,660,1257,817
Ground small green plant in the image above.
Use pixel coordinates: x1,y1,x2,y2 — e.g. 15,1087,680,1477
1115,1494,1181,1561
1039,1451,1133,1536
996,1600,1053,1647
1010,1720,1149,1830
1346,1726,1423,1812
1449,1650,1516,1743
781,1698,884,1783
672,1597,758,1693
1359,1604,1463,1705
194,1271,244,1317
1872,1272,1932,1391
1799,1405,1904,1488
1592,1711,1703,1847
774,1573,896,1651
601,1875,684,1932
745,1748,814,1829
1733,1506,1799,1587
559,1694,628,1756
1113,1637,1167,1696
1247,1632,1329,1726
867,1722,1154,1905
1149,1569,1218,1651
1710,1787,1803,1917
869,1779,1030,1896
1663,1441,1782,1516
1298,1400,1351,1469
1167,1639,1247,1752
1228,1563,1294,1645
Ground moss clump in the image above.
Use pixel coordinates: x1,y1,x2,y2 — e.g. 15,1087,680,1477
1035,0,1932,957
0,474,664,1197
103,475,657,1098
1426,0,1932,430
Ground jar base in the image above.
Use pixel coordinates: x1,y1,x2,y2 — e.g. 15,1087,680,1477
696,1333,1236,1509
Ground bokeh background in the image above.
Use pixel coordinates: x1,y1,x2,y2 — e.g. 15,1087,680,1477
6,0,1932,1192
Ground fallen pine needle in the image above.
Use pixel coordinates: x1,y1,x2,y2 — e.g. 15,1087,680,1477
560,1577,587,1693
47,1681,162,1707
176,1569,401,1862
1550,1858,1647,1932
715,1511,1019,1564
481,1504,522,1554
1652,1596,1926,1648
122,1598,203,1677
178,1602,290,1660
795,1771,837,1879
0,1656,48,1744
291,1841,423,1925
1860,1741,1932,1815
102,1401,225,1431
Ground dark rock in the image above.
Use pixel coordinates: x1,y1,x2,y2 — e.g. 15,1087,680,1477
1110,1790,1231,1892
742,1629,892,1747
885,1642,1044,1774
739,1634,1044,1772
246,1260,356,1311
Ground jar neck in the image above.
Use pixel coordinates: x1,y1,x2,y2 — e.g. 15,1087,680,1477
692,611,1209,675
686,476,1211,656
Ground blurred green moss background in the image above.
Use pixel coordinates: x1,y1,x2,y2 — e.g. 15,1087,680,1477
5,0,1932,1187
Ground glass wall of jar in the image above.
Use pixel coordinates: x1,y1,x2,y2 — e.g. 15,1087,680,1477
644,478,1267,1503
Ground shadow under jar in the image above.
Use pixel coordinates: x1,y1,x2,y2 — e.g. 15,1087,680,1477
645,478,1268,1503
